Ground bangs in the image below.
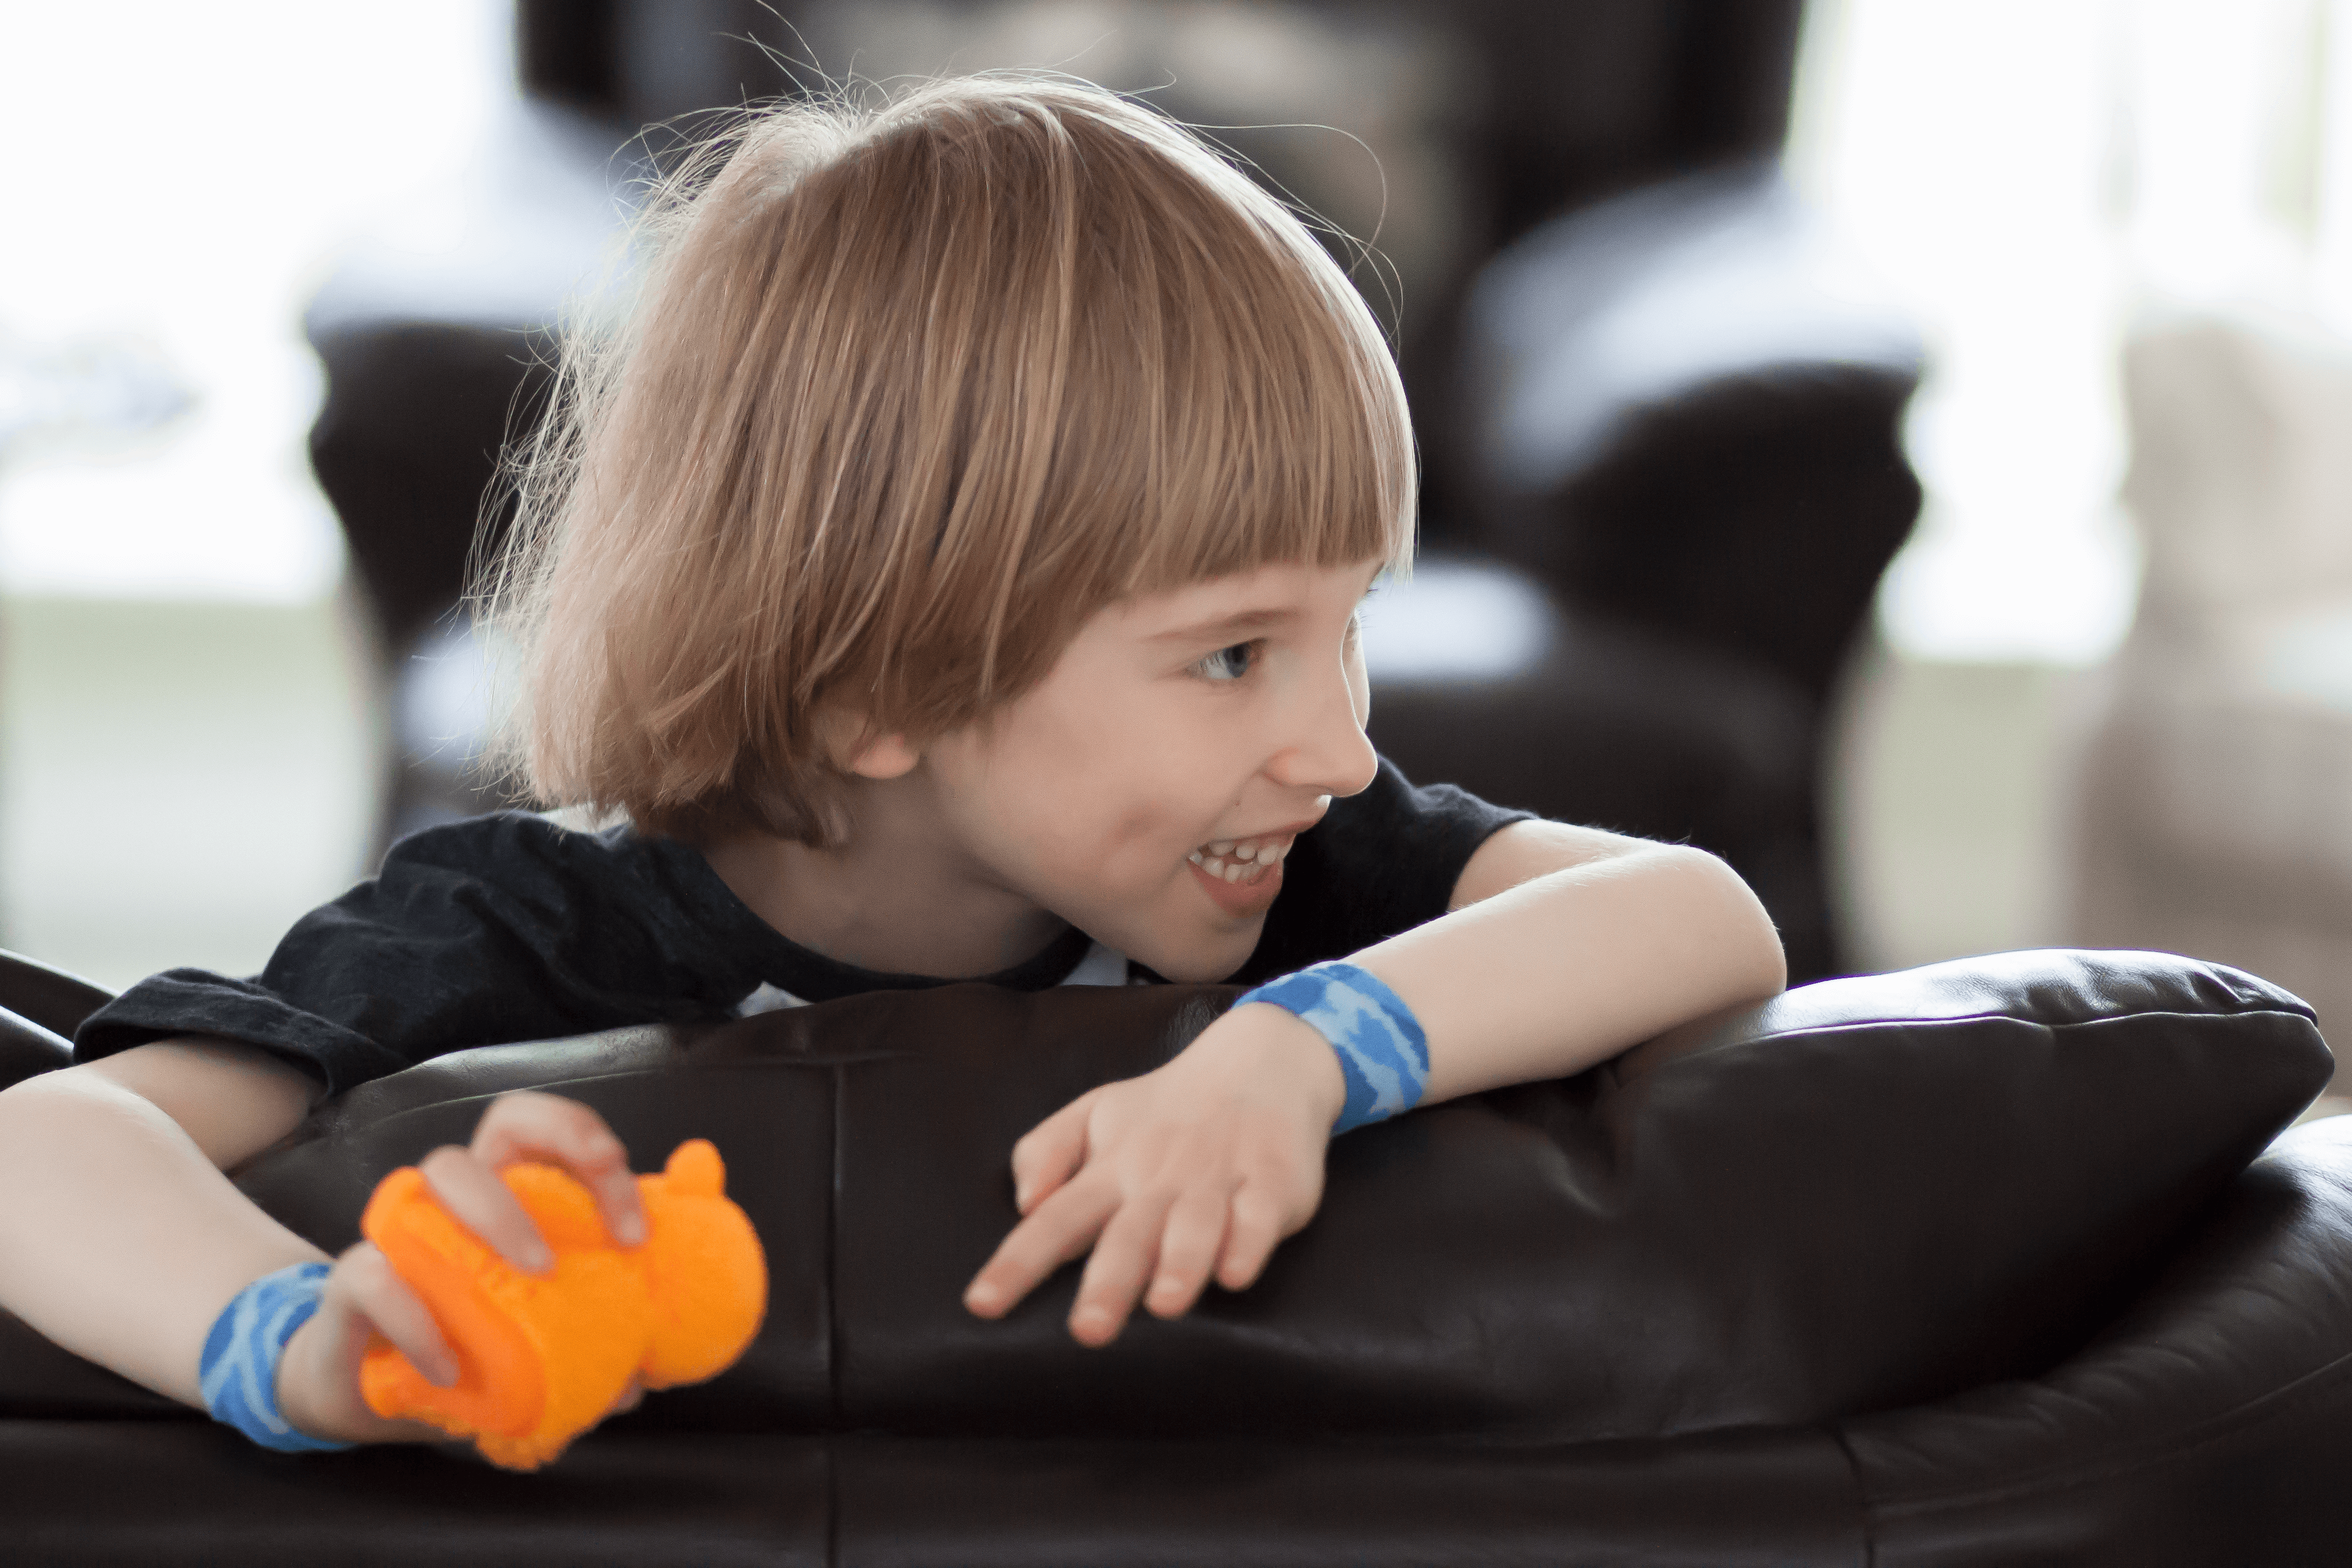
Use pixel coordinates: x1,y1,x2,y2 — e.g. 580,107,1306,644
868,81,1418,723
1060,139,1416,596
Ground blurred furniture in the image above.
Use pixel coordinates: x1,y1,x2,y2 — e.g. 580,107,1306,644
1361,561,1831,975
0,950,109,1081
4,944,2347,1564
302,95,630,842
2072,310,2352,1072
307,0,1921,981
1402,156,1922,982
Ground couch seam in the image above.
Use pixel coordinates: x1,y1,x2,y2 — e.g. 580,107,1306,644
828,1060,844,1433
828,1059,844,1568
1826,1422,1878,1568
825,1433,841,1568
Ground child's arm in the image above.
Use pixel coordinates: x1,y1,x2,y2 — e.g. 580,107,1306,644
0,1042,390,1412
964,823,1786,1345
0,1042,648,1443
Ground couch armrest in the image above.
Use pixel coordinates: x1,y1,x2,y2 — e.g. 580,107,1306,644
1461,159,1925,697
0,948,113,1043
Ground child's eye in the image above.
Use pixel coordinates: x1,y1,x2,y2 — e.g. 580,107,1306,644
1193,641,1259,682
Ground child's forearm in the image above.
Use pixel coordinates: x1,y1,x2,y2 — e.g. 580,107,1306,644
1341,839,1786,1104
0,1074,328,1408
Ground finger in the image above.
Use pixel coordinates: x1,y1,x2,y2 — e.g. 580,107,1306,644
276,1247,466,1446
470,1091,647,1248
1008,1090,1098,1215
1144,1178,1235,1319
331,1243,462,1387
1068,1185,1180,1347
1214,1182,1288,1292
420,1145,559,1276
963,1174,1120,1319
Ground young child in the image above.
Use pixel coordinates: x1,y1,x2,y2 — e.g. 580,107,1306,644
0,76,1784,1454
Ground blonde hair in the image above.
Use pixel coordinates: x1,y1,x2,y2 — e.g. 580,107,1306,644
479,73,1416,844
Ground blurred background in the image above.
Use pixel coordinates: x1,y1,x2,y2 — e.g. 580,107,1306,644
3,1,2350,1076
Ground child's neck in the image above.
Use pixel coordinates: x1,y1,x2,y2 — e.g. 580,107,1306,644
693,771,1072,980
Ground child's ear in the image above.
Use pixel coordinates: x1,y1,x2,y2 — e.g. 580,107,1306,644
843,731,920,780
816,706,920,780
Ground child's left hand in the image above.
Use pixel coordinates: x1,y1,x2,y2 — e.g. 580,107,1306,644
963,1003,1347,1346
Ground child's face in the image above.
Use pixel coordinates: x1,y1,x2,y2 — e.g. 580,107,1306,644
924,556,1385,982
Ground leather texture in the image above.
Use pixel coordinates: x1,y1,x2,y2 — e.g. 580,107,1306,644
0,1003,71,1087
3,949,2347,1562
0,946,111,1042
0,948,96,1094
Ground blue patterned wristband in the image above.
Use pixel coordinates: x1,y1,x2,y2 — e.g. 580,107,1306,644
1237,961,1430,1135
199,1260,353,1453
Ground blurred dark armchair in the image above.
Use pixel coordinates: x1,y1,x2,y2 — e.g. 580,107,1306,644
305,0,1921,983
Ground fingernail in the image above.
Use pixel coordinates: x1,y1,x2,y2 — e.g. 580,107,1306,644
966,1282,1001,1313
433,1358,460,1387
527,1247,555,1273
618,1215,646,1246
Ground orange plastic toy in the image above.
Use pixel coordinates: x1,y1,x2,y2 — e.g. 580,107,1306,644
358,1137,767,1471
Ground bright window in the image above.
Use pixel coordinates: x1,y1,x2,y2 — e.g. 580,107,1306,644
0,0,509,602
1790,0,2352,666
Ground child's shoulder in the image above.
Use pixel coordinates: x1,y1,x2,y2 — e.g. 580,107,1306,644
372,807,714,921
379,806,639,876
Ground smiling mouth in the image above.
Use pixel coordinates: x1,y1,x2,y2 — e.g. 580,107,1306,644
1187,836,1292,885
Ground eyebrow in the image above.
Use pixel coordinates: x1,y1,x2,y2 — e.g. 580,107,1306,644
1148,607,1300,644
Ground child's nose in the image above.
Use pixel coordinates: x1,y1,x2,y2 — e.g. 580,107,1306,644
1268,654,1378,798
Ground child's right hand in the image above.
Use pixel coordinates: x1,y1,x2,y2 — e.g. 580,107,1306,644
272,1090,651,1447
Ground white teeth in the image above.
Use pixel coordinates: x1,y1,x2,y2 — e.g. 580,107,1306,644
1194,835,1293,883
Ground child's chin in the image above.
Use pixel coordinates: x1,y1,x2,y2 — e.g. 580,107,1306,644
1134,922,1265,986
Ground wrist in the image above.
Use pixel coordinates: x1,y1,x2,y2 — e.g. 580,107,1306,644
199,1261,356,1453
1233,962,1431,1134
276,1311,447,1448
1186,1004,1349,1130
272,1313,353,1445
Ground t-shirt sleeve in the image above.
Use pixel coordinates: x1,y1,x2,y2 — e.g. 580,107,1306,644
71,814,767,1097
1232,756,1539,985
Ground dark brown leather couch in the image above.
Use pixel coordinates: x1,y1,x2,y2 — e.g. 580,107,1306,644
3,946,2348,1564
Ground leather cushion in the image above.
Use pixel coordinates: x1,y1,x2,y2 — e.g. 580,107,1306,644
3,950,2325,1444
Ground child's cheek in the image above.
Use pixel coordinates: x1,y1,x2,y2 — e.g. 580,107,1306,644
1088,819,1188,902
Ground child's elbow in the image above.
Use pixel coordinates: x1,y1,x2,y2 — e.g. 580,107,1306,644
1668,843,1788,1004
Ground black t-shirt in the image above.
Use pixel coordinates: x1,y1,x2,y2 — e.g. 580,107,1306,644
73,757,1534,1096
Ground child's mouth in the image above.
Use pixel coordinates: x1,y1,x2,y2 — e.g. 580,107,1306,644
1187,837,1289,885
1186,836,1289,915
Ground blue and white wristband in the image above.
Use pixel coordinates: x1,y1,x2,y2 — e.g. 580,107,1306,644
199,1260,353,1453
1237,961,1430,1135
